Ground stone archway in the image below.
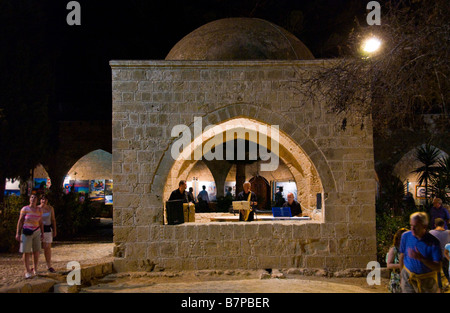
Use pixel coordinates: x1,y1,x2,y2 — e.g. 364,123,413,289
111,59,377,272
160,115,327,222
42,121,112,194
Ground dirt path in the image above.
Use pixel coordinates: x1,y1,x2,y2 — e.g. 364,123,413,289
0,241,114,288
0,218,114,288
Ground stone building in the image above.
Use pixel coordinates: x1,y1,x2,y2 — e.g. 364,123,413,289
110,18,377,272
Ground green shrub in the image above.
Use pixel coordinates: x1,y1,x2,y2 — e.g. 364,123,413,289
46,191,97,239
0,191,100,252
0,194,27,252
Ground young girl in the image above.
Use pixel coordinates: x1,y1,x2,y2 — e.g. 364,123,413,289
39,195,57,273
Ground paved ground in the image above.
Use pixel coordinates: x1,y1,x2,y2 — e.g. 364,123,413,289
1,217,448,293
82,271,388,293
0,218,114,288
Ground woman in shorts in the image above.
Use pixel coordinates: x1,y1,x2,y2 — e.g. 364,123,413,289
15,194,43,278
39,195,57,272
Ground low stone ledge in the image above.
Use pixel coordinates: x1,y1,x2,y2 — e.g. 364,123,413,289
0,262,115,293
53,283,80,293
285,267,390,279
0,278,58,293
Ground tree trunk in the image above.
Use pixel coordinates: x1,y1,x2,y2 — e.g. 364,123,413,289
0,172,5,204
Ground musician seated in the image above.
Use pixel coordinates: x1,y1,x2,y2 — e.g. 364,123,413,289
169,180,190,203
236,181,257,221
282,192,302,217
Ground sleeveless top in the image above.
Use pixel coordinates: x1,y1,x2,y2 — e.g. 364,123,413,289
21,206,42,231
42,206,52,226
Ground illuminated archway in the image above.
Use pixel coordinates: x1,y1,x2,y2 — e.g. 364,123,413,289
161,117,326,221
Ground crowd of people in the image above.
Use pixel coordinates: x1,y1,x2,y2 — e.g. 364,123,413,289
168,181,212,212
16,180,449,291
15,194,57,279
386,198,450,293
168,180,303,220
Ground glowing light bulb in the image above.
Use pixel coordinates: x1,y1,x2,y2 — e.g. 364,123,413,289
362,37,382,53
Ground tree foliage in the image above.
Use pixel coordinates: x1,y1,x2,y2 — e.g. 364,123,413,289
411,143,441,206
293,0,449,133
0,0,54,201
430,155,450,204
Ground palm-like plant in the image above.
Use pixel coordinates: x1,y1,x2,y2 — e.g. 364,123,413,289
430,156,450,204
412,144,441,207
380,175,406,216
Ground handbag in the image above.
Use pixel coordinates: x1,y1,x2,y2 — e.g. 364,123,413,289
22,227,37,236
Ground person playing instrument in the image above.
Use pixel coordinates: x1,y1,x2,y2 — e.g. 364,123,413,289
282,192,302,217
236,181,257,221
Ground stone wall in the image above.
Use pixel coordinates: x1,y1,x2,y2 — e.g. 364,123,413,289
110,60,377,272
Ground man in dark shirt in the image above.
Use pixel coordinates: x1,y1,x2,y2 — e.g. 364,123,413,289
275,186,285,207
282,192,302,217
430,198,450,230
236,181,257,221
187,187,195,203
169,180,189,203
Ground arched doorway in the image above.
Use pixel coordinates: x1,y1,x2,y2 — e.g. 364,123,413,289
162,117,325,220
249,175,270,211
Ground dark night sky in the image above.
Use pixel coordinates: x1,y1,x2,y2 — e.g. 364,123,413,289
4,0,371,122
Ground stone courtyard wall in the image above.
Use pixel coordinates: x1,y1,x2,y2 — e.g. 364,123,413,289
110,60,377,272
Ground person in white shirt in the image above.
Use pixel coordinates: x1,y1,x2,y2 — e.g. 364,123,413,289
430,218,450,290
197,185,210,203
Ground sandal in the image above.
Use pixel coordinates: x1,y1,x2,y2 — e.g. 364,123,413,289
48,267,56,273
25,272,33,279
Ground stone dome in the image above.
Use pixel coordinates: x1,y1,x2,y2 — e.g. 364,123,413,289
165,18,314,61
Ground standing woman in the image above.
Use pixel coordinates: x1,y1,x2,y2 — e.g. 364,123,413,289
15,194,43,278
386,227,408,293
39,195,57,273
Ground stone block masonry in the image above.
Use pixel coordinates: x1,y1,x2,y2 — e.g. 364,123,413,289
110,60,377,272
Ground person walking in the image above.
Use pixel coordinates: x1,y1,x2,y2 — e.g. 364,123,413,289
445,243,450,290
15,194,43,278
430,218,450,291
430,198,450,230
39,195,57,273
399,212,442,293
386,227,409,293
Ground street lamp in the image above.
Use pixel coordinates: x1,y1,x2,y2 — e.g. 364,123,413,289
362,36,382,54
